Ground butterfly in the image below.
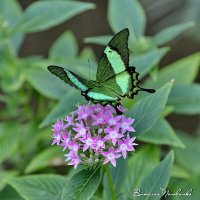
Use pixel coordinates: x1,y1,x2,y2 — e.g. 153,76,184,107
48,28,155,114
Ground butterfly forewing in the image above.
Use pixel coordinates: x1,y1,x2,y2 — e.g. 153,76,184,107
96,28,129,82
48,65,94,92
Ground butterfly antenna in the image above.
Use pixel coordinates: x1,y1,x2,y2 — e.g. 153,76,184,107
88,59,91,79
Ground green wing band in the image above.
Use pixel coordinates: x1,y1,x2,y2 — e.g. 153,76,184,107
96,28,129,82
48,65,93,92
102,71,132,96
86,87,120,102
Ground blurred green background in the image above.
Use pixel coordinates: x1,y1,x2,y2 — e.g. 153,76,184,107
0,0,200,199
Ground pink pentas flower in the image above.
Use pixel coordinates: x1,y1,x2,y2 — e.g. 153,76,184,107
80,132,95,151
73,121,89,138
53,119,68,134
65,152,81,169
92,135,106,151
51,103,137,169
102,147,121,167
121,116,135,134
105,112,121,126
52,132,62,145
60,131,71,151
104,126,123,145
92,111,106,125
116,135,138,158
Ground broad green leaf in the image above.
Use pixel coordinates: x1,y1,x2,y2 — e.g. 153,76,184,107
123,145,160,198
84,35,112,46
16,1,95,32
138,118,185,148
40,91,85,128
134,151,174,200
168,84,200,114
171,164,190,179
0,185,24,200
0,123,21,163
1,68,24,92
103,158,128,200
0,170,18,191
25,146,63,174
130,47,169,77
171,175,200,200
24,67,69,100
0,0,24,52
145,52,200,88
127,81,173,135
173,130,200,175
108,0,146,40
8,175,66,200
61,166,102,200
153,22,194,46
49,31,78,59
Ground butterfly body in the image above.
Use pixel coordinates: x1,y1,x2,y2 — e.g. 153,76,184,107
48,28,155,113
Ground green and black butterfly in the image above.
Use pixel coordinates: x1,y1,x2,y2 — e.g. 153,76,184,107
48,28,155,113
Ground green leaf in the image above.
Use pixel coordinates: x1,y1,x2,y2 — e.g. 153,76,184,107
0,185,24,200
108,0,146,40
0,123,21,163
8,175,66,200
61,166,102,200
153,22,194,46
84,35,112,46
173,130,200,175
25,146,62,174
171,175,200,200
138,118,185,148
50,31,78,60
24,67,69,100
135,151,174,200
0,170,18,191
40,91,85,128
103,158,128,200
171,164,190,179
16,1,95,33
145,52,200,88
168,84,200,114
123,145,160,198
0,0,24,52
130,47,169,77
1,68,24,92
127,81,173,135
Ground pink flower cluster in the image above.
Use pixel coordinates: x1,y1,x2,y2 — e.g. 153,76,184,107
51,103,138,169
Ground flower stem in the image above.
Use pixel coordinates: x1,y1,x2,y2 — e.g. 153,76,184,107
105,165,116,200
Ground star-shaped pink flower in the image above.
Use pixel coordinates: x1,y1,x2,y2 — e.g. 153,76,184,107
92,135,106,151
102,147,121,167
60,131,71,151
120,116,135,134
73,121,89,138
79,132,94,151
104,126,123,145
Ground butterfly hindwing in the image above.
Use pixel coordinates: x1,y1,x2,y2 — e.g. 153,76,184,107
48,65,93,92
96,28,129,82
86,87,120,102
101,71,132,96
